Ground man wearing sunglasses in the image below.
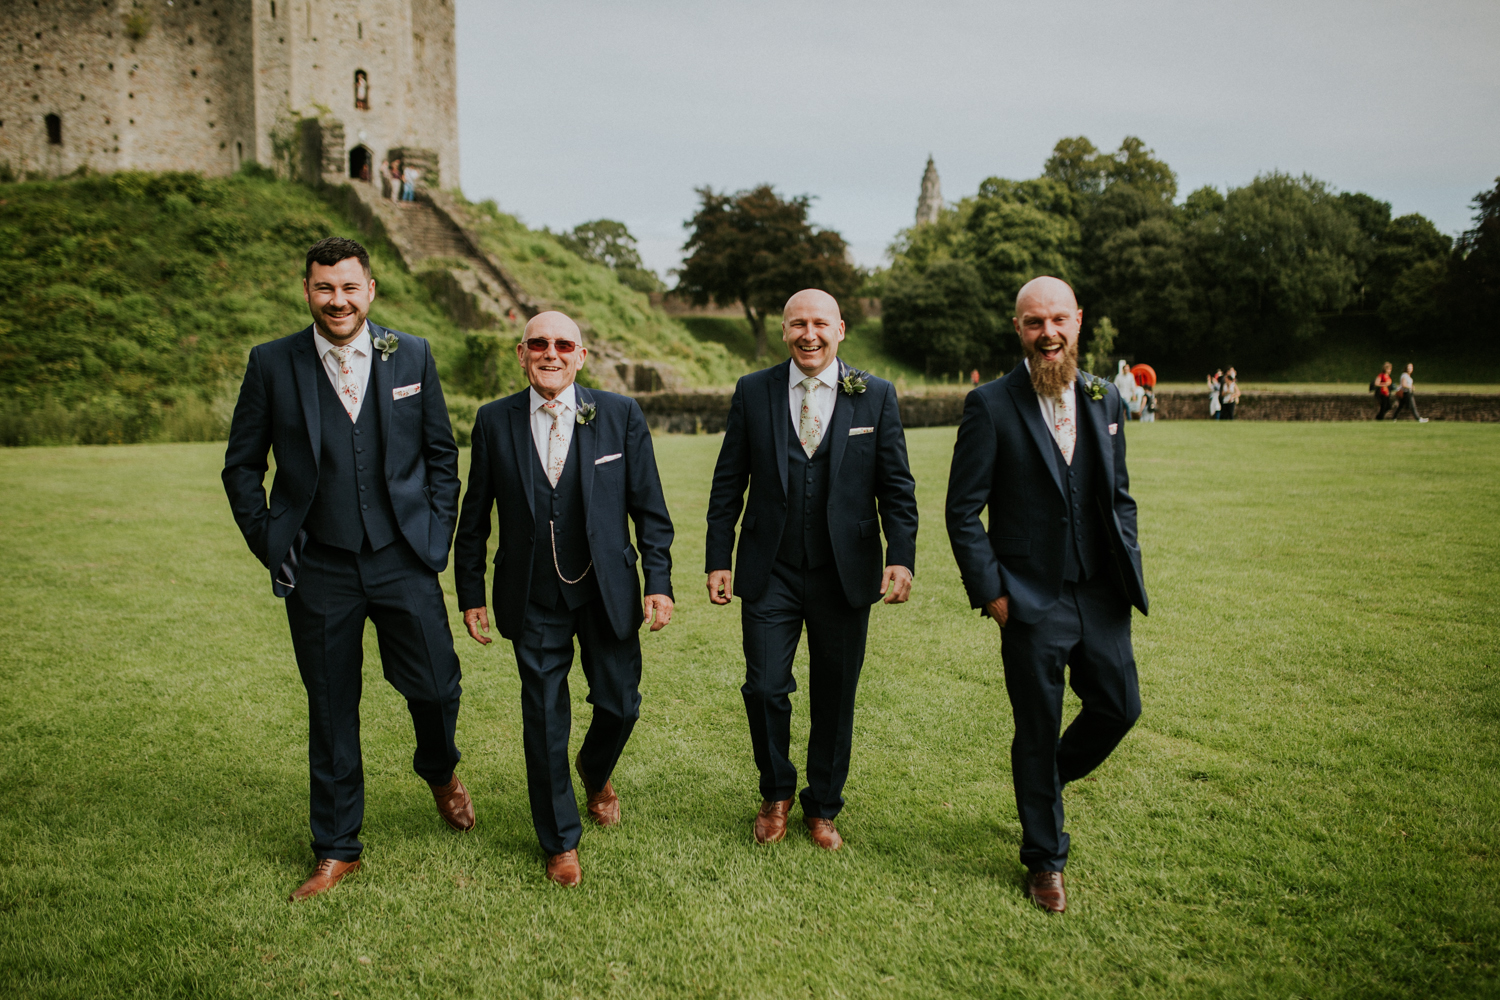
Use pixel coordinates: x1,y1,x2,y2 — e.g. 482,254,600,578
453,311,675,886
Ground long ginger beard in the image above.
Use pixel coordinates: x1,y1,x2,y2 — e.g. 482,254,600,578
1024,336,1079,400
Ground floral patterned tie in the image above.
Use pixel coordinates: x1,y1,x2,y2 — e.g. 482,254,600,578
1054,387,1077,466
798,377,823,457
332,344,359,421
543,399,567,486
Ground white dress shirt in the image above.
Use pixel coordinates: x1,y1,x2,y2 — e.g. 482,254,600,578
313,322,372,422
1023,359,1078,462
1400,371,1414,392
787,358,840,431
529,382,577,470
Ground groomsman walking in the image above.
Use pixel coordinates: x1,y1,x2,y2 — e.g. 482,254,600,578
454,312,675,886
223,237,473,902
706,289,918,849
945,276,1148,913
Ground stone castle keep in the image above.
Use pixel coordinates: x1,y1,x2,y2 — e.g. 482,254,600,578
0,0,458,187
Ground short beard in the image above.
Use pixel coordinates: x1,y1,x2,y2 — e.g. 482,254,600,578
1024,338,1079,400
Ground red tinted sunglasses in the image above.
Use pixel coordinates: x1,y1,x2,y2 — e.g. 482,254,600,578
524,337,578,354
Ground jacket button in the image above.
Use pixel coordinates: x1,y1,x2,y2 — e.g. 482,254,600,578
360,484,368,492
362,504,369,511
356,447,363,454
354,429,361,436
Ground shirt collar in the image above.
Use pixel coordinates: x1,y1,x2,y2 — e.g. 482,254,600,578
530,382,578,414
313,322,371,359
789,358,840,390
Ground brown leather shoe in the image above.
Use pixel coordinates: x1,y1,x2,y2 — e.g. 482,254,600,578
430,774,475,832
575,751,620,827
754,798,793,844
1025,870,1067,913
545,849,581,887
804,816,844,850
288,858,360,902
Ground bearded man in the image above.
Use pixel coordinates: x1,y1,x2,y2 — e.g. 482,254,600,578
944,276,1148,913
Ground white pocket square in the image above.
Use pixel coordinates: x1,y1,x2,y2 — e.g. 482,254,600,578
594,452,623,465
1108,423,1118,435
849,426,875,436
393,383,422,400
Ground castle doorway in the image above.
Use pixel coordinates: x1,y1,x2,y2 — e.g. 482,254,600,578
349,145,372,182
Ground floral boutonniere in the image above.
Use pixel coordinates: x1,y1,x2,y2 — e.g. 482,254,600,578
371,332,399,362
575,402,598,426
838,366,870,397
1084,375,1109,402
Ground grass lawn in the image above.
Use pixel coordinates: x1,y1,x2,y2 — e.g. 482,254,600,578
1,423,1497,998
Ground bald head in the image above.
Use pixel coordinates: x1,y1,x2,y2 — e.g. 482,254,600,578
524,310,582,342
1013,276,1078,318
784,288,842,318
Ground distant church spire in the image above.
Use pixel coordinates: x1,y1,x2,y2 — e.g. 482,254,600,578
915,155,942,226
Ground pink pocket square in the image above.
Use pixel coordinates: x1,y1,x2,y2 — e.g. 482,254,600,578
1108,423,1118,435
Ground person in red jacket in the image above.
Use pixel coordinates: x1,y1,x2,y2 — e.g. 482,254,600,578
1373,362,1394,420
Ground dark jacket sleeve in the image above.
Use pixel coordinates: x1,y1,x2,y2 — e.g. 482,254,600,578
873,380,919,572
222,346,274,567
419,338,461,541
453,412,494,612
704,380,751,572
624,398,675,599
1110,389,1140,556
944,389,1003,610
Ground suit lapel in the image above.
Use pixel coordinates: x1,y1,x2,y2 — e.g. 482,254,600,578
1006,371,1066,498
369,323,393,471
1075,373,1115,485
292,327,322,466
825,359,854,482
769,362,790,497
510,392,536,518
574,385,596,511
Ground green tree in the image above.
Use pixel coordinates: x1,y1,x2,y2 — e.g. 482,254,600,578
1451,176,1500,342
678,185,861,358
556,218,664,294
963,176,1080,313
880,260,997,373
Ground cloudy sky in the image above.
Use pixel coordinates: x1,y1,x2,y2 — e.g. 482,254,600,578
454,0,1500,280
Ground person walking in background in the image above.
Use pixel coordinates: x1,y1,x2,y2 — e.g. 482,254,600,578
388,158,403,205
971,369,981,388
1219,367,1240,420
1207,370,1222,419
1394,363,1428,422
1113,360,1142,419
401,165,421,202
1373,362,1394,420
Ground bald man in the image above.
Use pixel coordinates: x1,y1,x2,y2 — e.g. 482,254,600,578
706,289,918,850
945,277,1148,912
453,312,675,886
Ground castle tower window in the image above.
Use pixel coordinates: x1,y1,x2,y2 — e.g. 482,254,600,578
354,70,369,110
270,1,276,19
45,113,62,145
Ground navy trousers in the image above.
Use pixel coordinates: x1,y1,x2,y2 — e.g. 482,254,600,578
1000,571,1140,872
284,538,463,861
512,594,642,855
741,559,871,819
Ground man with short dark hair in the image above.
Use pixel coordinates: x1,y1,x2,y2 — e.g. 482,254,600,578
224,236,472,902
454,311,675,887
945,276,1148,914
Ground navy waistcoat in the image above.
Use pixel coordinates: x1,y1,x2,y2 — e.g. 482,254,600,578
777,414,834,570
528,433,594,610
1050,388,1109,583
303,371,399,553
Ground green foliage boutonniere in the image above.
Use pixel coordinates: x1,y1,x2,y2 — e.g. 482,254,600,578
371,332,399,362
838,367,870,397
1084,376,1108,402
575,402,598,426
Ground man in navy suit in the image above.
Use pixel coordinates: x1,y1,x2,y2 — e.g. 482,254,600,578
706,289,919,850
223,237,473,902
945,276,1149,913
454,311,675,887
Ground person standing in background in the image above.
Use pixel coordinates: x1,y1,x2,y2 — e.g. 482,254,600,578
1207,370,1222,419
1394,363,1428,422
1219,368,1240,420
1373,362,1394,420
401,165,421,203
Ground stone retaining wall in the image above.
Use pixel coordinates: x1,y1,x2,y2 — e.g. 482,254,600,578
632,388,1500,432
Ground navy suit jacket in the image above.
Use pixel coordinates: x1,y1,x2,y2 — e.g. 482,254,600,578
705,360,919,607
944,367,1148,626
222,323,461,593
453,386,675,643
